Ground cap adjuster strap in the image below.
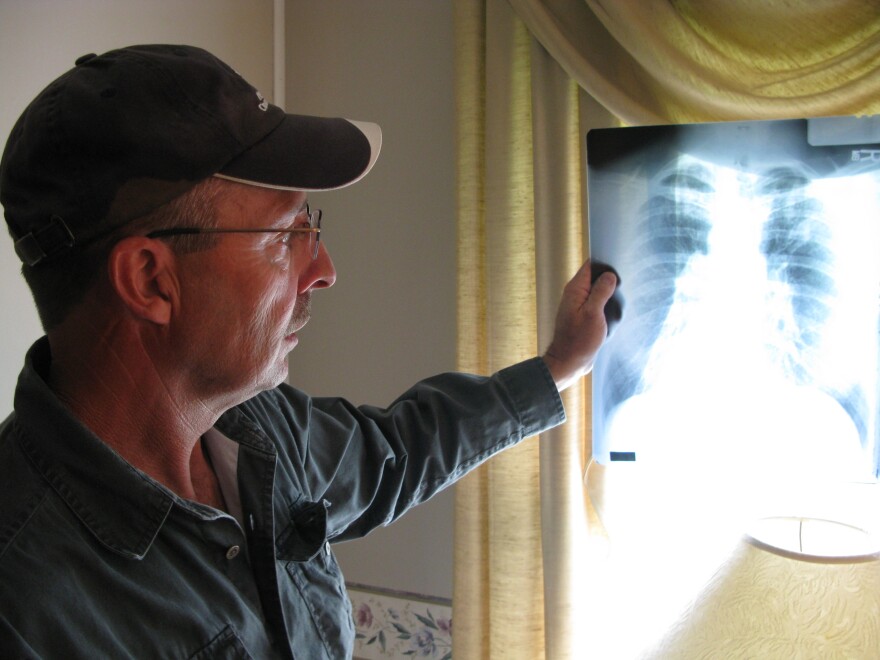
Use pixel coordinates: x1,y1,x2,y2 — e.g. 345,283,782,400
14,215,75,266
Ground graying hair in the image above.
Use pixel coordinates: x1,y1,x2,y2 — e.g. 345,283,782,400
23,177,229,330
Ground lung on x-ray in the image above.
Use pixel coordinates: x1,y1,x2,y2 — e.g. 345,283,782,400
588,117,880,482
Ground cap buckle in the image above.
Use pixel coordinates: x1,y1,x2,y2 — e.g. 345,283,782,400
14,215,75,267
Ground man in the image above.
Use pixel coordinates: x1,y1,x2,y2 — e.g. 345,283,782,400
0,45,616,658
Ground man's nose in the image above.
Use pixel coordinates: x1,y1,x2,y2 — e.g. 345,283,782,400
300,241,336,292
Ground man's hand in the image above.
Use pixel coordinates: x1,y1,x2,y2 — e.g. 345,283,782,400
542,260,620,392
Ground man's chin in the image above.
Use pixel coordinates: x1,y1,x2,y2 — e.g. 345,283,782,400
254,347,293,392
255,360,290,394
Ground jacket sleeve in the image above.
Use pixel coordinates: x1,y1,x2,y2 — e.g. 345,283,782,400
242,357,566,542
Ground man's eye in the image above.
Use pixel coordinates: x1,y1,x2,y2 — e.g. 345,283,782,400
292,223,313,240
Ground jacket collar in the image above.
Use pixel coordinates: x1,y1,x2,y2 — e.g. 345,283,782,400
13,338,176,559
14,338,290,561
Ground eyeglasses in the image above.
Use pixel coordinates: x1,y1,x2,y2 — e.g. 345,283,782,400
146,206,323,260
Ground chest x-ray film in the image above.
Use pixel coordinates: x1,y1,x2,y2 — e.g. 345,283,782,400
588,117,880,483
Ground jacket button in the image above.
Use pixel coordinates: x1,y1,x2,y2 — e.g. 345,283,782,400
226,545,241,560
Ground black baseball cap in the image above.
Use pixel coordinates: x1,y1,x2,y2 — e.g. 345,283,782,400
0,44,382,267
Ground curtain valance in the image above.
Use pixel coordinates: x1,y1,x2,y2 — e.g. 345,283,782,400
510,0,880,123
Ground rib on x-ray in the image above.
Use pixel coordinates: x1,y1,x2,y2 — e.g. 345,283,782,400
587,118,880,482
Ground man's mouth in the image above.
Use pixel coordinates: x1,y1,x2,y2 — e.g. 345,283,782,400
285,294,312,338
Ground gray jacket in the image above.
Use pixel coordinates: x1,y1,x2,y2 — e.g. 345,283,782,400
0,338,564,658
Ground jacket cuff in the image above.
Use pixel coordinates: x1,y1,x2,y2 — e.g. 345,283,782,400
496,357,566,437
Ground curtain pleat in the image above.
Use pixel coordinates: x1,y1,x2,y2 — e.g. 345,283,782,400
530,38,587,659
454,1,544,658
452,0,490,653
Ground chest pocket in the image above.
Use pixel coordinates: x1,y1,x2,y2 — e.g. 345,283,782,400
276,499,354,659
188,625,254,660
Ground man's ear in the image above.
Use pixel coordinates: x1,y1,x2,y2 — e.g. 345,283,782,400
107,238,178,325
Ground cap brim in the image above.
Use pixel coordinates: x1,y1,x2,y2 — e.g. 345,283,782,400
216,115,381,191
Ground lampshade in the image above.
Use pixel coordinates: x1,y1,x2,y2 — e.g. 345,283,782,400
644,528,880,657
584,461,880,658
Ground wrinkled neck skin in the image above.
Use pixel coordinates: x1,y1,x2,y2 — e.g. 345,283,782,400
46,296,228,509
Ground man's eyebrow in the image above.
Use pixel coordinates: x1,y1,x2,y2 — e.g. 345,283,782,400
268,200,309,229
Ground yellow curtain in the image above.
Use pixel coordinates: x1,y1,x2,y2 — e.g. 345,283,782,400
452,1,616,658
509,0,880,124
453,1,880,657
453,1,542,656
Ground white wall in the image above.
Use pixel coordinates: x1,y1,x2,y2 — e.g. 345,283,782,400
0,0,275,416
285,1,458,599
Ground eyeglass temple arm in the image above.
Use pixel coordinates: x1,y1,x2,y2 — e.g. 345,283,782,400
146,227,320,239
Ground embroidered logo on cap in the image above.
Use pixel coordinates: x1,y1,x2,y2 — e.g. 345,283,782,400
256,91,269,112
